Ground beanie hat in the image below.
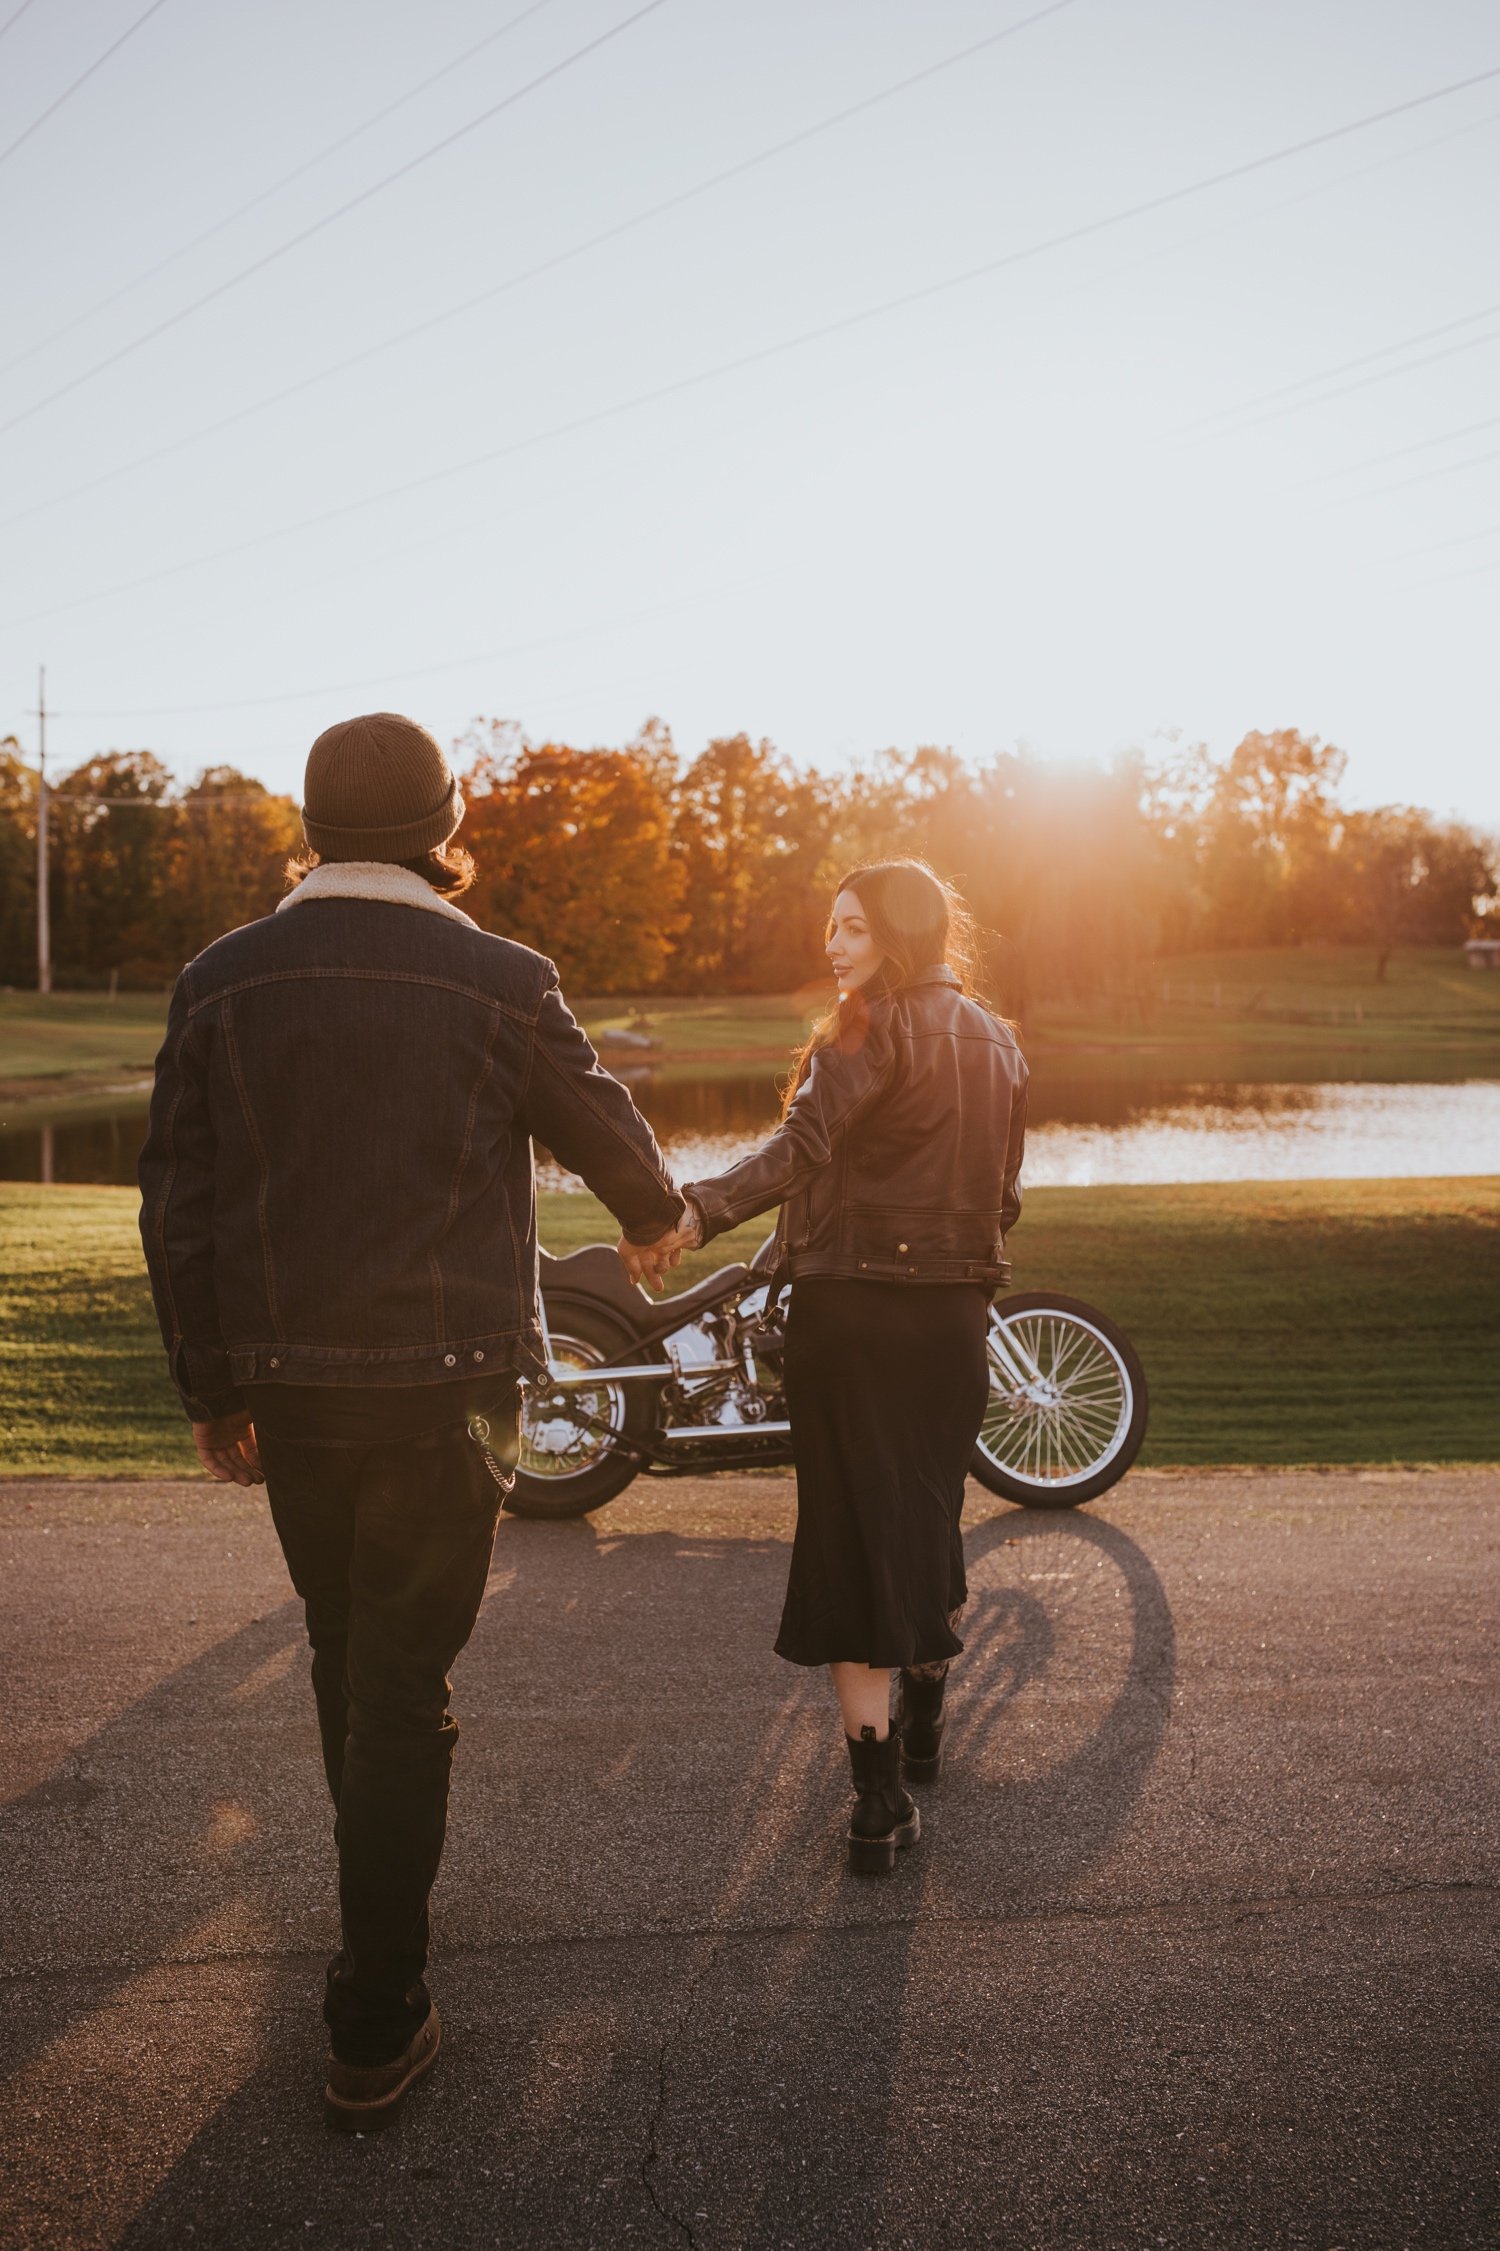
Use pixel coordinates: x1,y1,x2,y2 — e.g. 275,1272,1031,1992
301,712,464,863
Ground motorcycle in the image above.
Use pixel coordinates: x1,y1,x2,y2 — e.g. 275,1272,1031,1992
508,1235,1148,1519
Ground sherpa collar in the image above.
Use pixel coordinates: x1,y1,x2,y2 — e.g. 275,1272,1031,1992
276,860,478,929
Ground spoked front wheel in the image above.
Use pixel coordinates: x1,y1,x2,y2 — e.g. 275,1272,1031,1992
972,1290,1148,1508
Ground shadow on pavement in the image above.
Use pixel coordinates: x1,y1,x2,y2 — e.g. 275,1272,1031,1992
3,1496,1175,2248
640,1503,1176,2245
1,1600,309,2083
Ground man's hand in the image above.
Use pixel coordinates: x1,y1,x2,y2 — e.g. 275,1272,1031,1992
616,1228,681,1294
617,1203,701,1294
192,1409,264,1487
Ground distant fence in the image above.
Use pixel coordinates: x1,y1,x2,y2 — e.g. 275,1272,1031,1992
1156,979,1369,1027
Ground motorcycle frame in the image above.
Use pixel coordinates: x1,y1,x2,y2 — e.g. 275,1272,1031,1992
531,1276,794,1472
529,1280,1051,1477
530,1385,794,1476
536,1289,1047,1391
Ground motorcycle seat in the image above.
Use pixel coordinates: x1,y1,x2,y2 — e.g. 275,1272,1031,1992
538,1243,754,1347
538,1243,648,1325
632,1263,754,1348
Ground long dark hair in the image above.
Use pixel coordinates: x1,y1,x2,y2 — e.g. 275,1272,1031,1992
283,842,477,902
781,858,984,1115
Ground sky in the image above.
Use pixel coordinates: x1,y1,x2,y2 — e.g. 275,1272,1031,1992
1,0,1498,826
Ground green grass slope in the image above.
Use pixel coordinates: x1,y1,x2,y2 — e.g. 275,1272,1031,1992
0,992,172,1097
3,1178,1495,1479
5,948,1497,1116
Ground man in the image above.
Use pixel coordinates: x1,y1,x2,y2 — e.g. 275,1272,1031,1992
138,712,683,2132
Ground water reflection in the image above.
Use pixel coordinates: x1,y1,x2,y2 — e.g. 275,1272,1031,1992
1023,1079,1500,1185
536,1077,1500,1189
2,1107,142,1186
4,1070,1499,1189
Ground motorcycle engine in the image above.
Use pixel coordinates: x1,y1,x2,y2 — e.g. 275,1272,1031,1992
666,1312,723,1376
665,1299,784,1430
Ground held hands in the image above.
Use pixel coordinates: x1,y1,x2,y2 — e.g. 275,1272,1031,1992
617,1201,703,1294
191,1408,264,1487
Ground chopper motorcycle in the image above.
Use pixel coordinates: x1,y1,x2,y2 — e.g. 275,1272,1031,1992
507,1234,1148,1519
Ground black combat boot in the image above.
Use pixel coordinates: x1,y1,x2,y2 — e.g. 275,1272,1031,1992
899,1668,948,1784
845,1725,920,1875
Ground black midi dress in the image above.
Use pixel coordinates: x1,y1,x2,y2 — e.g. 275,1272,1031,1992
774,1276,992,1669
683,964,1027,1675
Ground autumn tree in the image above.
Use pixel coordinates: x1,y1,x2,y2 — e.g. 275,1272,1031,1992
0,751,300,985
624,714,679,798
1197,728,1346,948
670,735,835,991
830,746,977,870
163,767,301,966
48,750,177,982
969,754,1162,1019
825,746,1008,991
1338,806,1497,978
1,715,1493,995
1136,737,1221,956
456,724,686,993
0,741,38,983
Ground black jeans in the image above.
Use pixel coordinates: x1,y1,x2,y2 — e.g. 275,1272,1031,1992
257,1384,518,2066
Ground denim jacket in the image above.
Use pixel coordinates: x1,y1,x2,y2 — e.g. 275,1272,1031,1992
138,866,683,1421
685,966,1027,1288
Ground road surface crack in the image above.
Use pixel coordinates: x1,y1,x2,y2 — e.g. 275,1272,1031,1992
1,1878,1491,1986
639,1937,720,2245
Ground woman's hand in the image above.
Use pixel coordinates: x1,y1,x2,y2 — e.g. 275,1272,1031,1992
616,1202,703,1293
616,1227,684,1293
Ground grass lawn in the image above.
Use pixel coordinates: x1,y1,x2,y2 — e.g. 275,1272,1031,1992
1030,945,1500,1078
4,948,1496,1120
524,949,1500,1081
0,992,173,1104
3,1177,1495,1479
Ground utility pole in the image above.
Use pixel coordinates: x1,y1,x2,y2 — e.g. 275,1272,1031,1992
36,665,51,995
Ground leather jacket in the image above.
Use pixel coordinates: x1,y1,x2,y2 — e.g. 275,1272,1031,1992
685,966,1027,1287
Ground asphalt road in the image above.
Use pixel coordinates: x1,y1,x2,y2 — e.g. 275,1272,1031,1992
0,1466,1495,2251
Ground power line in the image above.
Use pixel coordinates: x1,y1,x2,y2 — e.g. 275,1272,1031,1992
1405,552,1500,588
0,0,563,382
46,791,288,806
1397,519,1500,558
0,0,672,440
0,0,40,48
1308,411,1500,484
51,568,776,718
0,0,1083,534
1358,443,1500,501
11,56,1500,630
0,0,172,173
1194,297,1500,426
6,52,1490,550
1228,323,1500,432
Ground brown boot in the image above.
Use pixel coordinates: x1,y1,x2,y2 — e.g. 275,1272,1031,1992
324,2003,441,2134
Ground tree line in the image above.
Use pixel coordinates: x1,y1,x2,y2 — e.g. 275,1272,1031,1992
0,720,1493,1007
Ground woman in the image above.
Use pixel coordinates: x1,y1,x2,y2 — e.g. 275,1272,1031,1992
670,861,1028,1873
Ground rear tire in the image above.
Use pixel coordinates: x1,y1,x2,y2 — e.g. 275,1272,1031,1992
971,1291,1148,1508
507,1297,665,1520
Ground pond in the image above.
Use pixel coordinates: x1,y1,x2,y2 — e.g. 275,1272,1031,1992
6,1068,1500,1188
537,1071,1500,1188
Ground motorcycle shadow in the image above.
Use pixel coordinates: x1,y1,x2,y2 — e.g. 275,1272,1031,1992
18,1488,1175,2249
453,1484,1174,1934
446,1487,1175,2246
